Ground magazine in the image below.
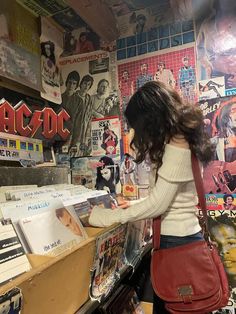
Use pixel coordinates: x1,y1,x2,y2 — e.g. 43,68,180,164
90,224,127,300
19,205,88,256
0,219,31,285
125,219,152,267
198,207,236,309
91,116,121,156
62,190,109,226
87,193,118,209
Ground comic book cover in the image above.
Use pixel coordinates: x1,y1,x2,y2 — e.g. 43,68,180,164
198,96,236,194
90,224,127,300
91,116,121,157
71,155,121,195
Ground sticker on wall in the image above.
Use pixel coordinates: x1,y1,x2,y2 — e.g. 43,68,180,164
198,77,225,101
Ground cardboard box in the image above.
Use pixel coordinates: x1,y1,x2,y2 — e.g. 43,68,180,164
0,226,106,314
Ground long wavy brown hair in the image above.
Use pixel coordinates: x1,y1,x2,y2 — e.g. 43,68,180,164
124,81,214,176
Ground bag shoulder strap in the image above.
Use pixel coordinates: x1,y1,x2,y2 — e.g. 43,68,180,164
152,153,208,250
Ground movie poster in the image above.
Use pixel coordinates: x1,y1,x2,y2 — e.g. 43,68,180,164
59,50,119,157
40,17,62,104
199,96,236,194
193,0,236,96
117,44,196,153
91,116,121,157
90,224,127,300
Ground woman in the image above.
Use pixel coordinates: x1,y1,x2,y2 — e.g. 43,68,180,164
89,81,214,313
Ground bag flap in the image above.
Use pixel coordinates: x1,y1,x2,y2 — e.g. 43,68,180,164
151,241,221,302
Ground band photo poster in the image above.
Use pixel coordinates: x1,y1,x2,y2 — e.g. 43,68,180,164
60,50,120,157
117,44,197,154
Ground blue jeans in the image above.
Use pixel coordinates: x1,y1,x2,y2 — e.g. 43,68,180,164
160,231,203,249
153,232,203,314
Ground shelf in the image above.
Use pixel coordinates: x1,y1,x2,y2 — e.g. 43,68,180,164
76,243,152,314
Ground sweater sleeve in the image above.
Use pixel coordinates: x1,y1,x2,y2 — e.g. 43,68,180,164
88,175,180,227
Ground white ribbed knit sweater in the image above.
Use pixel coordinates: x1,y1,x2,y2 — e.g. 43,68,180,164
89,144,201,236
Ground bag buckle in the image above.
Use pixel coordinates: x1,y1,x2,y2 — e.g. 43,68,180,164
178,286,193,303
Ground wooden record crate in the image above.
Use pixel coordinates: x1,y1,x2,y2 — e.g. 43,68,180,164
0,226,110,314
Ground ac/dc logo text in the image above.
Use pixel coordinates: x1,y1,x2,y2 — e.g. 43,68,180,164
0,100,70,140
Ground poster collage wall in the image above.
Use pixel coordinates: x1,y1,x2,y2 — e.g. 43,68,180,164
63,1,236,310
58,2,236,308
58,47,151,201
0,0,236,310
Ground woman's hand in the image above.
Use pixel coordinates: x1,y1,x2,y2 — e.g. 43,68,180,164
118,200,131,209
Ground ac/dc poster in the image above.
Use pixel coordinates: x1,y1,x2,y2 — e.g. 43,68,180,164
90,224,127,300
117,44,196,154
199,96,236,194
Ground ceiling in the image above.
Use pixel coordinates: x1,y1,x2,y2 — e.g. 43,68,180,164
16,0,190,42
